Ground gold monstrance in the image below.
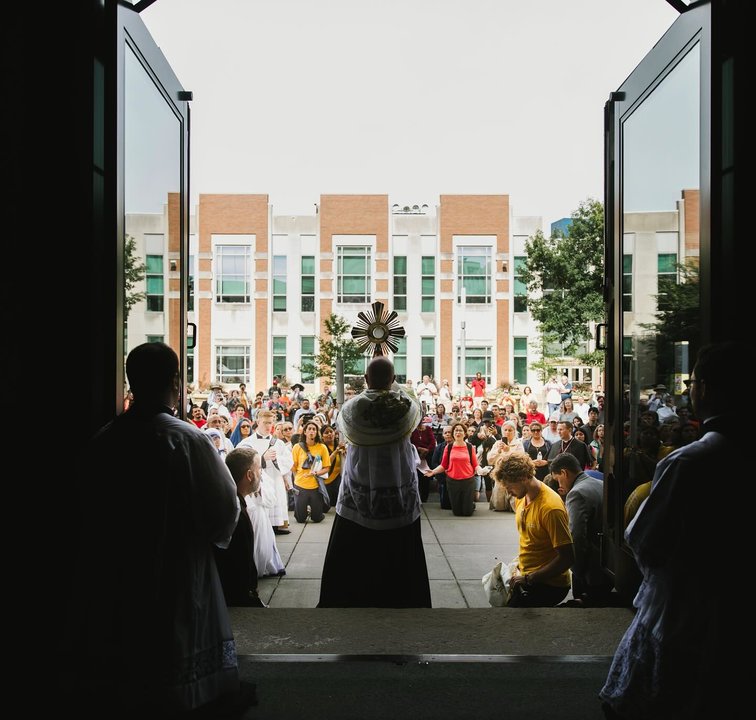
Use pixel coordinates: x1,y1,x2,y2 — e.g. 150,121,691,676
351,301,406,358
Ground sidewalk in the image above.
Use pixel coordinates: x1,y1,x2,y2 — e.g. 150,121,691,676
258,492,529,609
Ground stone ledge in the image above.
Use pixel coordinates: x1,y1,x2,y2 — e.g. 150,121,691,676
230,607,633,656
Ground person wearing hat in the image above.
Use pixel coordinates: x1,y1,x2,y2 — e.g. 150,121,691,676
647,384,667,413
410,413,437,502
543,411,561,443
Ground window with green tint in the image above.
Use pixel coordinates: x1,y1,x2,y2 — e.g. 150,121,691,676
514,336,528,384
272,336,287,378
623,254,633,311
514,256,527,313
393,336,407,383
188,253,195,312
457,247,491,303
421,256,435,311
216,245,251,303
457,346,491,387
393,256,407,311
421,337,435,379
187,344,195,384
300,336,316,383
272,255,287,312
146,335,164,343
657,253,677,311
216,345,250,384
146,254,164,311
337,246,371,303
301,256,315,312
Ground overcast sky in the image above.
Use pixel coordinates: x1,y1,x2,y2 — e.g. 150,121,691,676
142,0,679,226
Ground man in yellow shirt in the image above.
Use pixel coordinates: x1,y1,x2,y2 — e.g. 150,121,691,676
491,452,574,607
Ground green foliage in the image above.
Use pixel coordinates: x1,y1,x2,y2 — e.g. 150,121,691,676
640,260,700,343
297,313,366,383
124,234,146,320
520,198,605,353
577,349,606,370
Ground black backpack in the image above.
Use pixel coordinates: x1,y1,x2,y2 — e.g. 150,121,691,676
442,441,474,468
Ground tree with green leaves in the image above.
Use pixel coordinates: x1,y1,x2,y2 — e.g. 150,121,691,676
520,198,605,355
640,259,700,379
124,233,146,320
297,313,365,384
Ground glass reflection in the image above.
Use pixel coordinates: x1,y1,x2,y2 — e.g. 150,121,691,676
124,44,180,388
620,42,701,530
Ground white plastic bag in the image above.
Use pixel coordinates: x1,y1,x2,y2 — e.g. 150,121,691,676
482,559,517,607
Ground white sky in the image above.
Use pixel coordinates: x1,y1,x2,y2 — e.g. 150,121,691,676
141,0,679,227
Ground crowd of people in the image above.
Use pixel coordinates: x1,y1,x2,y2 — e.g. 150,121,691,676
67,344,728,718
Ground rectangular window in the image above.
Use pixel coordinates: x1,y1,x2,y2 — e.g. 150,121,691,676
421,256,435,312
457,247,491,304
345,352,372,389
514,256,528,313
300,336,316,383
337,246,372,303
301,256,315,312
272,336,287,379
187,344,195,384
657,253,677,311
623,254,633,311
457,346,491,388
393,256,407,311
272,255,287,312
146,335,164,344
421,337,435,380
216,245,251,303
513,336,528,384
145,254,164,311
216,345,250,384
393,336,407,384
188,253,195,313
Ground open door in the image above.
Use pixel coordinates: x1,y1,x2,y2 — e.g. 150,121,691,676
602,3,711,599
117,3,191,413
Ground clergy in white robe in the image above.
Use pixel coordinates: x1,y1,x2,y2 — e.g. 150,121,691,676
239,409,293,530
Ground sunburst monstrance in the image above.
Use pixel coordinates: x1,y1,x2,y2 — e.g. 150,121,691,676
351,301,406,357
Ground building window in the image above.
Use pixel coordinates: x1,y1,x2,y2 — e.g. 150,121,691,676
623,254,633,312
301,256,315,312
457,346,491,387
457,247,491,304
216,345,250,384
657,253,677,311
272,255,287,312
216,245,251,303
187,344,195,384
421,256,435,312
513,337,528,384
146,254,164,311
272,336,287,379
300,336,315,383
188,253,195,313
393,256,407,311
421,337,435,380
514,256,528,313
337,245,371,303
393,337,407,384
146,335,164,344
345,352,372,389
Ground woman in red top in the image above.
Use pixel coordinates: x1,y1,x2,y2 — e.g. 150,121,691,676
425,422,478,516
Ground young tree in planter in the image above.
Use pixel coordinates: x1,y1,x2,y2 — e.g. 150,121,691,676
297,313,365,384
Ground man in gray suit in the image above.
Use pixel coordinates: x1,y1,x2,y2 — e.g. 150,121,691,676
550,452,614,606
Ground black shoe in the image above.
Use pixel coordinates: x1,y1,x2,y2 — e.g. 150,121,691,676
273,527,291,535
